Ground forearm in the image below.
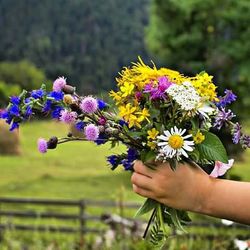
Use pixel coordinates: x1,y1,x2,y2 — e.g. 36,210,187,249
195,177,250,225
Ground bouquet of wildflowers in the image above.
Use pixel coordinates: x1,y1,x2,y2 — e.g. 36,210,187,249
1,58,250,246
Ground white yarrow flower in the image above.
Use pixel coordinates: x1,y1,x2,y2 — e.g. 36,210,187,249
157,126,194,159
166,81,201,111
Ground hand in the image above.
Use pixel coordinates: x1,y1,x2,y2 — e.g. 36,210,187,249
131,160,211,212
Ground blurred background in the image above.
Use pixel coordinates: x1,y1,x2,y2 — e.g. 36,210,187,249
0,0,250,249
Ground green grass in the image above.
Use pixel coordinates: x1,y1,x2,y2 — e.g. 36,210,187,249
0,121,250,249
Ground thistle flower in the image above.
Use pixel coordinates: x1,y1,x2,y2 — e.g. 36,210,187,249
84,124,99,141
59,110,77,124
37,138,48,153
80,96,98,114
53,77,67,92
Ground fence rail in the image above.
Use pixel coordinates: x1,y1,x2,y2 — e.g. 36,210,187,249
0,197,249,239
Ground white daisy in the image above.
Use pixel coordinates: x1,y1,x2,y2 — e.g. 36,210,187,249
157,126,194,159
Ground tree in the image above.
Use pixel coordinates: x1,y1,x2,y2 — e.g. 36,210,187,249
146,0,250,118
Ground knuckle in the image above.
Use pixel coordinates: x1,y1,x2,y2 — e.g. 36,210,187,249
131,173,138,184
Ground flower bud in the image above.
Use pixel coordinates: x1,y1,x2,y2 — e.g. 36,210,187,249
47,136,58,149
105,127,119,136
63,85,75,94
63,94,74,105
98,126,105,133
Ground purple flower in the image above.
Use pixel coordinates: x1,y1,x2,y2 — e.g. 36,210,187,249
127,148,138,162
80,96,98,114
241,135,250,149
84,124,99,141
37,138,48,153
144,76,172,100
59,110,77,124
97,99,107,110
75,121,85,131
213,108,235,129
24,105,32,118
232,122,241,144
98,117,106,125
216,89,237,108
43,100,52,112
31,89,45,99
53,77,67,92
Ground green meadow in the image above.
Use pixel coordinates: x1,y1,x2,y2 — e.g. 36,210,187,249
0,121,250,249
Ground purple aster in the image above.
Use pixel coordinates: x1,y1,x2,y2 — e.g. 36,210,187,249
135,91,143,101
75,121,85,131
59,110,77,124
216,89,237,108
53,77,67,92
232,122,242,144
80,96,98,114
84,124,99,141
97,99,107,110
48,91,64,101
158,76,173,91
10,96,20,105
31,89,45,99
37,138,48,153
213,108,235,129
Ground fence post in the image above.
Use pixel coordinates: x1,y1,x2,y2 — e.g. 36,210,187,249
79,200,86,241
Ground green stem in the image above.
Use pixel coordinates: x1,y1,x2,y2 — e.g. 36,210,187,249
157,203,168,239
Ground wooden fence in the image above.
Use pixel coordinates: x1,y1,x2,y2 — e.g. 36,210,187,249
0,197,249,240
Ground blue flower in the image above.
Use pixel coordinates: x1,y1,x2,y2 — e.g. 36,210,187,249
75,121,85,131
24,105,33,118
127,148,138,162
48,91,64,101
97,99,107,110
121,159,133,171
9,105,19,116
107,155,120,168
10,96,20,105
31,89,45,99
10,122,19,131
216,89,237,108
42,100,52,112
118,119,128,127
51,106,63,119
94,133,108,145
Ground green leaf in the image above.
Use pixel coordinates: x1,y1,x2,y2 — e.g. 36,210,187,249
197,132,228,163
140,150,157,163
134,198,157,217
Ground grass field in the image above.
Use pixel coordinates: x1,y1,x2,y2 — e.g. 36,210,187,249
0,121,250,249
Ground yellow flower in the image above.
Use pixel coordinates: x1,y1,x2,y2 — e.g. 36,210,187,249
147,141,157,150
193,130,205,144
136,108,150,123
119,103,137,122
120,82,135,98
128,116,142,128
109,90,122,104
147,128,159,140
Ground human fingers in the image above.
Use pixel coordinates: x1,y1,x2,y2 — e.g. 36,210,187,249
131,172,153,191
132,184,154,199
133,160,155,178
